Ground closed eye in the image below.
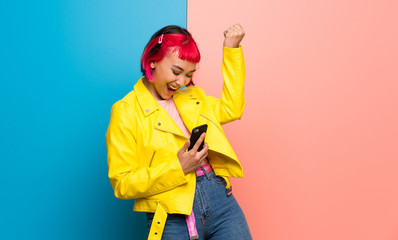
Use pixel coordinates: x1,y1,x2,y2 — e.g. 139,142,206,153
172,70,181,76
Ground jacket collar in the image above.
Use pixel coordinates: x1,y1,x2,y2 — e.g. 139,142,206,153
134,77,202,133
134,77,160,117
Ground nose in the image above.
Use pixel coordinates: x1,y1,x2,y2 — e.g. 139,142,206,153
176,75,189,87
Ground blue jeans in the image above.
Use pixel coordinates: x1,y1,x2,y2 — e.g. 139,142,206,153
147,170,252,240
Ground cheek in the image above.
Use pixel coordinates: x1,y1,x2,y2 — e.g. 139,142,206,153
154,81,167,93
156,69,173,82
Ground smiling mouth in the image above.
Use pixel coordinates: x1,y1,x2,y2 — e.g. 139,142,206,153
167,84,178,92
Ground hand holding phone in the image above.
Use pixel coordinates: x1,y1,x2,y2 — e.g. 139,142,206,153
188,124,208,151
177,124,209,174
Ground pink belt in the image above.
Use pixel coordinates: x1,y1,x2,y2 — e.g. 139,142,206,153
185,163,212,239
195,162,212,177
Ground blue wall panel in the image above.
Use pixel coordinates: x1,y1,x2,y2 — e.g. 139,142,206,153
0,1,186,239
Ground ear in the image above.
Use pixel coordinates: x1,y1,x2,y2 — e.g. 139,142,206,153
150,62,156,69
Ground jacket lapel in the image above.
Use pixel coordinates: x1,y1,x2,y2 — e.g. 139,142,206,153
173,89,201,133
154,109,186,138
134,78,187,138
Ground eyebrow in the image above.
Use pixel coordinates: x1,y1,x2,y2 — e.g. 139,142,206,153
172,65,196,73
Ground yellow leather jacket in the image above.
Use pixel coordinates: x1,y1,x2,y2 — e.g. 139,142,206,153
106,46,245,239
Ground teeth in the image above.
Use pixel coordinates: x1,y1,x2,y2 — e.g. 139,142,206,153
168,84,177,90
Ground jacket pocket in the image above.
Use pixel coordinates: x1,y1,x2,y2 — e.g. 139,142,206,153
147,149,173,168
199,114,224,134
149,151,156,167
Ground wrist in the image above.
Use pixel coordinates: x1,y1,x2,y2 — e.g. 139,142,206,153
223,42,239,48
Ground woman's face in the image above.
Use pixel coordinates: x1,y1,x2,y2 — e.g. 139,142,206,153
146,51,197,100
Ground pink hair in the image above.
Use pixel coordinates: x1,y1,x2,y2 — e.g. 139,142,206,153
141,33,201,82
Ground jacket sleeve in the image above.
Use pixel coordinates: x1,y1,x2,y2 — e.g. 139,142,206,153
207,45,245,125
105,101,188,200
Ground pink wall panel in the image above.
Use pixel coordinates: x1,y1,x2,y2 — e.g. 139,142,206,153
188,1,398,239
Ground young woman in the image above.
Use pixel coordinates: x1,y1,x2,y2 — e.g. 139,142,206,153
106,24,252,240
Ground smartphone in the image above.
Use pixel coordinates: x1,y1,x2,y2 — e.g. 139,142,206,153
188,124,208,151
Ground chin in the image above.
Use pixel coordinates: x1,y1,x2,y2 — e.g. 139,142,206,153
161,95,172,100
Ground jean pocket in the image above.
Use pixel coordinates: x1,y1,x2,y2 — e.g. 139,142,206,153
211,175,227,186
